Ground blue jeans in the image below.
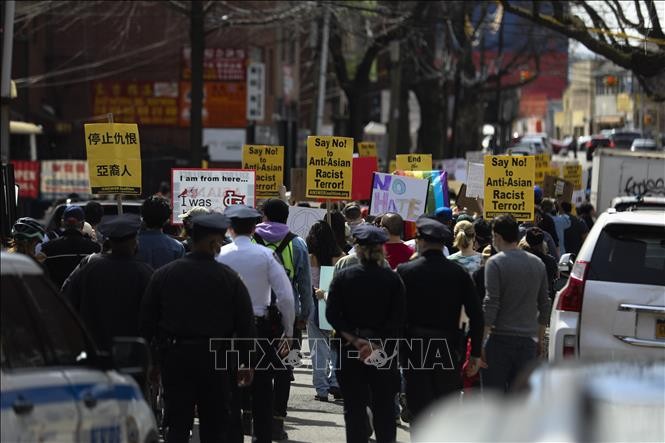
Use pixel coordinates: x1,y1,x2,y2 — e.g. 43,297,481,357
308,320,339,396
482,334,537,393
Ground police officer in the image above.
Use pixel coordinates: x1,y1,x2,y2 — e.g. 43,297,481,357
216,205,295,443
140,213,256,443
396,216,484,422
62,214,153,352
326,225,406,443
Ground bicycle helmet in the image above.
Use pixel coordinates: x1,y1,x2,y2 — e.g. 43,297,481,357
12,217,46,241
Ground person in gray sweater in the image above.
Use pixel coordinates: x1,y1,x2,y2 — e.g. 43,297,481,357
482,214,551,392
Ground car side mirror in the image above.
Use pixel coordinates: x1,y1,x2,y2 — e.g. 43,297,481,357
111,337,151,380
558,253,575,273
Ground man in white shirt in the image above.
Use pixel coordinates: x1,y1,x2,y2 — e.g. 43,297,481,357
216,204,295,442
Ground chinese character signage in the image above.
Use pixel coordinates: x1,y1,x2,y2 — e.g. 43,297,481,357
11,161,40,198
84,123,142,195
92,81,179,126
40,160,91,200
179,82,247,128
182,47,246,82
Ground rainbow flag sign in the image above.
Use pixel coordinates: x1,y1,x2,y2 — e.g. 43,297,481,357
397,169,449,215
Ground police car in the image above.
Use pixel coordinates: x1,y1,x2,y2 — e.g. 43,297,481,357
1,252,158,443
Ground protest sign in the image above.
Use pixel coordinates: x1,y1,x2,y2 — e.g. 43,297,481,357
456,184,483,215
171,169,255,224
543,175,574,204
352,156,378,201
466,162,484,199
318,266,335,330
242,145,284,197
388,160,397,173
306,136,353,199
357,141,377,158
562,163,583,190
40,160,91,200
289,168,308,202
84,123,142,195
396,154,432,171
287,206,327,240
465,150,485,164
434,158,467,182
11,161,40,198
370,172,429,222
399,170,449,215
484,155,535,221
534,153,550,186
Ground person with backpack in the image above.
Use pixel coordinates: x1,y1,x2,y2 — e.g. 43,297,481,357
254,198,313,440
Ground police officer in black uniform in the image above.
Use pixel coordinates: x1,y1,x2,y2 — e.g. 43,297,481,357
140,213,256,443
396,216,484,422
326,225,406,443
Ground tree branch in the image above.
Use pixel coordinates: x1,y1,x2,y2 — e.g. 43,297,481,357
328,15,351,92
645,0,665,40
579,1,619,46
604,0,631,46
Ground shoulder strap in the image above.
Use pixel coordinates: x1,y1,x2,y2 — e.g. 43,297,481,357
274,232,297,255
253,233,266,245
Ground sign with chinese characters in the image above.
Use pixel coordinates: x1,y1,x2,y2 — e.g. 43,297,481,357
40,160,91,200
357,141,377,158
92,81,179,126
242,145,284,197
171,168,256,224
306,136,354,199
84,123,142,195
179,82,247,128
182,47,246,82
246,62,265,121
10,160,40,198
396,154,432,171
484,155,535,221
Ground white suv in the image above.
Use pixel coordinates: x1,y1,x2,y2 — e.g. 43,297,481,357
549,210,665,361
1,252,158,443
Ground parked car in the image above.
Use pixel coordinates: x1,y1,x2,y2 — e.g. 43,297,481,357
630,138,659,152
506,142,546,156
608,130,642,149
610,196,665,212
584,135,612,161
42,200,143,233
549,210,665,362
521,133,552,153
0,252,158,442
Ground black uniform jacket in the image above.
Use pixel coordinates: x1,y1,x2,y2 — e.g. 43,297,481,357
42,229,102,289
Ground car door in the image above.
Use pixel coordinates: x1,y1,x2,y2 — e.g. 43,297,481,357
579,223,665,359
1,275,80,442
21,274,124,443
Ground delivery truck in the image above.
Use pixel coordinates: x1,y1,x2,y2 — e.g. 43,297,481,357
590,148,665,213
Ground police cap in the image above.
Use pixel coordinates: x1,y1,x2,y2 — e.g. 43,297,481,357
97,214,141,241
224,204,262,220
191,213,230,232
351,224,389,245
416,215,450,242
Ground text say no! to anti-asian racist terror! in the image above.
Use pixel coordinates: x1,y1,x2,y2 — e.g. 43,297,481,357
306,136,353,199
484,155,535,221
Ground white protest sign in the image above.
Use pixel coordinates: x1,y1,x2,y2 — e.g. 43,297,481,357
369,172,429,222
171,168,256,224
434,158,467,182
466,162,485,199
286,206,327,240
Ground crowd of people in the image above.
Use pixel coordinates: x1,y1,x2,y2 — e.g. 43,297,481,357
4,186,597,443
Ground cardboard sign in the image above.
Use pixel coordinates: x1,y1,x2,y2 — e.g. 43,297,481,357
396,154,432,171
352,157,378,201
40,160,91,200
171,168,256,224
357,141,377,158
11,161,40,199
84,123,142,195
306,136,353,199
562,163,583,190
484,155,535,221
242,145,284,197
370,172,429,222
543,175,574,204
466,162,485,199
456,183,483,215
286,206,327,240
289,168,307,202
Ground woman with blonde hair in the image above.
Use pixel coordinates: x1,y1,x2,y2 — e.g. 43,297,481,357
447,220,482,274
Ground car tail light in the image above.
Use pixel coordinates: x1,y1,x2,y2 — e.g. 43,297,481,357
609,139,616,148
556,260,589,312
585,141,592,149
563,335,577,358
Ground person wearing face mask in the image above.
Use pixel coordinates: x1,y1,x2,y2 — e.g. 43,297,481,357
140,213,256,443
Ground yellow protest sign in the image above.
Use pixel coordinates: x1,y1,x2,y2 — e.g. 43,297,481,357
396,154,432,171
242,145,284,197
484,155,535,221
562,163,583,190
534,153,550,186
545,166,561,179
84,123,141,194
306,136,353,199
357,141,377,158
388,160,397,173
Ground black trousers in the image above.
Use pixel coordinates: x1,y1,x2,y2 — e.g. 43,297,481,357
160,343,232,443
336,349,399,443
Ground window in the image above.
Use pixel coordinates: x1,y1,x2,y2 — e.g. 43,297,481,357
1,276,47,369
589,224,665,286
23,276,92,366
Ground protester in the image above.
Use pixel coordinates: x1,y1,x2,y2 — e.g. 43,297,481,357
8,217,47,263
482,215,551,393
520,208,559,261
136,195,185,269
380,212,414,269
84,200,104,245
305,220,344,402
140,213,256,443
561,201,589,256
329,210,353,253
254,198,313,439
62,214,152,352
577,202,596,230
472,217,492,253
434,206,455,254
519,227,558,301
536,192,560,254
217,205,295,442
326,225,406,443
550,199,572,255
447,220,482,275
177,206,211,252
343,203,364,229
397,216,484,422
42,205,101,288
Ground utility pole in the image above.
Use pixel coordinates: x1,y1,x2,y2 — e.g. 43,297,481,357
1,1,16,164
387,40,401,163
190,0,204,167
314,8,330,135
